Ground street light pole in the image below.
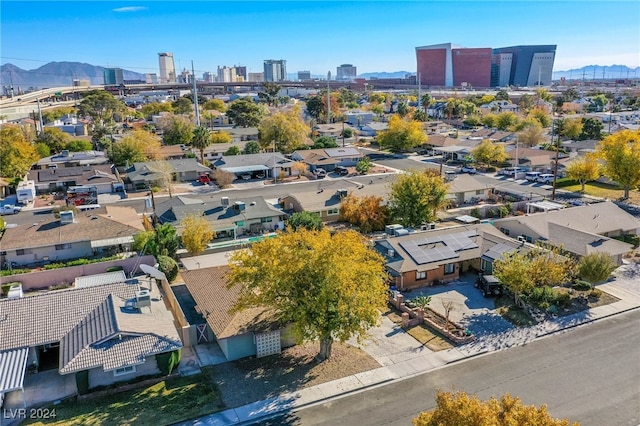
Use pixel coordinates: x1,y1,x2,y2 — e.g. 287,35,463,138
551,119,560,201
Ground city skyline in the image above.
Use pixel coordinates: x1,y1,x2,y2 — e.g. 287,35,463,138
1,1,639,78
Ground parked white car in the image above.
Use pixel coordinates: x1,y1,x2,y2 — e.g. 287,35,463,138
499,167,526,176
460,165,477,174
537,174,555,184
0,204,21,215
313,168,327,178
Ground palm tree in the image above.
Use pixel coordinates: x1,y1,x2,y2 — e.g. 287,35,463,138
191,126,212,164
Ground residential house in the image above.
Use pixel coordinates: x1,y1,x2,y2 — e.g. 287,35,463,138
345,111,374,127
35,150,109,169
279,174,396,221
125,158,211,190
291,147,364,172
0,206,144,267
492,201,639,264
44,114,88,136
446,173,494,206
432,139,483,162
157,145,187,160
357,122,388,137
0,280,182,404
212,152,296,179
159,195,286,239
27,165,119,195
480,100,519,114
181,265,295,361
375,224,522,290
505,146,566,172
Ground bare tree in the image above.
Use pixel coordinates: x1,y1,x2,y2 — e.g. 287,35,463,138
213,169,235,188
441,300,455,328
152,160,174,198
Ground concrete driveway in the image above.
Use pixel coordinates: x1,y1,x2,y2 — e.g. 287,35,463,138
401,273,514,337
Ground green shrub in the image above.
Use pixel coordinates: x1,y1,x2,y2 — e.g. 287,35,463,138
0,269,31,277
554,291,571,307
470,208,482,219
106,266,124,272
613,234,640,249
67,258,90,267
589,288,602,300
486,166,497,173
49,282,72,291
157,256,178,283
572,280,592,291
43,262,66,270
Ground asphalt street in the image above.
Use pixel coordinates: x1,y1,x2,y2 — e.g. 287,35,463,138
254,309,640,426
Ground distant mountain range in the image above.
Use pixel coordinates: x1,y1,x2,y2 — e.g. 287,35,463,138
552,65,639,80
2,61,638,89
0,62,145,88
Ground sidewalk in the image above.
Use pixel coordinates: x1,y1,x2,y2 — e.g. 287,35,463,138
175,279,640,426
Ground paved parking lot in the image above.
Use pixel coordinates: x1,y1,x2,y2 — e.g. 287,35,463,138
400,273,514,337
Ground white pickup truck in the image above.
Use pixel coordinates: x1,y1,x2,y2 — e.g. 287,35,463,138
0,204,21,215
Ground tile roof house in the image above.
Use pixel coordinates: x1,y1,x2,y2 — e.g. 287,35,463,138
27,165,119,195
492,201,639,264
375,224,523,290
291,147,364,172
159,195,286,239
0,280,182,401
212,152,296,179
181,266,294,361
0,206,144,267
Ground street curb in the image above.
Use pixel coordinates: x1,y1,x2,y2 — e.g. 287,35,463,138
535,305,640,340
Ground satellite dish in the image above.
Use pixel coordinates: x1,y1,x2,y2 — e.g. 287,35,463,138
140,264,166,280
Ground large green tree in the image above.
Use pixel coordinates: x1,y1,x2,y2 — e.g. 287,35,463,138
227,228,389,361
0,125,38,178
579,117,603,140
378,115,428,152
258,82,282,106
388,169,448,227
77,90,126,125
595,129,640,198
305,95,324,120
108,129,160,166
36,127,71,153
227,98,267,128
160,115,195,146
287,211,323,231
133,223,180,258
171,97,193,115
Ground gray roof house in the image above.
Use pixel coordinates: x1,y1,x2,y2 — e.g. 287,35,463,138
492,201,639,264
35,150,109,169
27,165,119,195
0,206,144,267
212,152,296,179
159,195,287,239
126,159,211,189
0,280,182,404
181,266,294,361
291,147,364,171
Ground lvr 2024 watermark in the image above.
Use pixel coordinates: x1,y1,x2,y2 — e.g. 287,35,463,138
3,408,57,420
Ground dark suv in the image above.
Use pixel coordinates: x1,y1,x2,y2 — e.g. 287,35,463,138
335,166,349,176
475,274,503,297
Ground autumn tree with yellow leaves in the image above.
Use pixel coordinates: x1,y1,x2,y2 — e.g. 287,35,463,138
413,390,579,426
377,114,428,152
595,129,640,199
227,228,388,361
0,125,38,179
180,213,214,254
340,193,389,233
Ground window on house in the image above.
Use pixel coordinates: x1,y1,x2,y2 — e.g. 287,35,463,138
444,263,455,274
113,365,136,377
416,271,426,280
523,235,533,243
16,249,32,256
499,227,510,236
236,221,245,226
260,217,273,223
55,244,71,250
476,190,484,195
327,208,339,215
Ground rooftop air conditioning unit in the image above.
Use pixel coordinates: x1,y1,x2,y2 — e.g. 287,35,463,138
221,197,229,206
387,249,395,257
235,201,246,211
517,235,526,242
59,210,75,224
136,290,151,308
337,189,348,199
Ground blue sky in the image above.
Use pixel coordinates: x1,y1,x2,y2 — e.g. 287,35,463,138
1,1,639,76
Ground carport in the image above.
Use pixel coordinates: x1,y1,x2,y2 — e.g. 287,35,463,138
223,165,270,178
0,348,29,408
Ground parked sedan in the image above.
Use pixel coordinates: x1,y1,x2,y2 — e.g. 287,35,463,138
460,165,477,174
0,204,21,215
537,174,555,184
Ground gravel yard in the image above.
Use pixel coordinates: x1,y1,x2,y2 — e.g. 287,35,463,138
207,341,381,409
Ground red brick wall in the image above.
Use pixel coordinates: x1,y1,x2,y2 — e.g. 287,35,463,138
394,264,460,290
416,49,446,86
452,48,492,88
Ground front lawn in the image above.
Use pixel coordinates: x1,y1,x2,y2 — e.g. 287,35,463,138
24,369,224,426
494,296,537,327
555,178,640,205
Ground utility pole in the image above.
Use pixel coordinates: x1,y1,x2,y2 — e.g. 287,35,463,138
417,72,422,110
327,71,331,124
192,61,200,126
551,120,560,200
36,98,44,135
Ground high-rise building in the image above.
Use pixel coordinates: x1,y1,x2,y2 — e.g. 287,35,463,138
158,52,176,84
145,73,158,84
263,59,287,82
235,66,247,80
416,43,492,88
298,71,311,81
336,64,357,81
203,72,214,83
491,45,557,87
103,68,124,86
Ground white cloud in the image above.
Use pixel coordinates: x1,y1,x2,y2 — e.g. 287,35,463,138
112,6,147,13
